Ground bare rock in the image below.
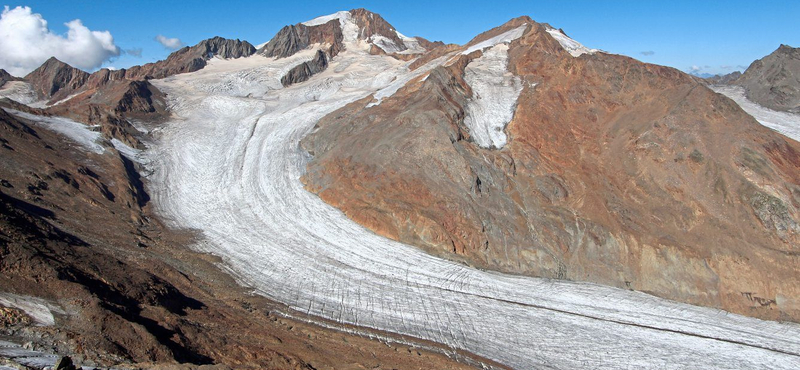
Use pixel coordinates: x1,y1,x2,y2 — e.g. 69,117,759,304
259,21,343,59
23,57,89,102
280,50,328,86
735,44,800,113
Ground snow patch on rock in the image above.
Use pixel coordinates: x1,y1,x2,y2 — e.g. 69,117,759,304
462,24,527,55
369,34,403,54
546,27,598,57
0,293,64,326
395,31,426,54
6,109,105,154
462,44,523,149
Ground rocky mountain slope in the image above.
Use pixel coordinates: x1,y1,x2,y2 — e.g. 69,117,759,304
711,45,800,113
300,17,800,322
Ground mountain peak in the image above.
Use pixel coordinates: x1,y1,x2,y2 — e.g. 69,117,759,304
24,57,89,100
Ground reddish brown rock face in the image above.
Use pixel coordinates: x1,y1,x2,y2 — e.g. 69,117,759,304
301,18,800,322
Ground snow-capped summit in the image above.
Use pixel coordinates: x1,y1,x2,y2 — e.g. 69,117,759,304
261,9,431,60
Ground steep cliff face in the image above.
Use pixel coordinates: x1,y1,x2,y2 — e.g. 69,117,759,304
735,44,800,113
301,18,800,322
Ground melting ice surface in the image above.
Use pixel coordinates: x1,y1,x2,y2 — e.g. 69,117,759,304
712,85,800,142
146,38,800,369
463,43,524,149
6,109,105,154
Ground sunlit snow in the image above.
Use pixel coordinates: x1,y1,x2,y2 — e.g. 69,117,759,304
546,27,598,57
462,43,523,149
6,109,106,154
462,25,527,55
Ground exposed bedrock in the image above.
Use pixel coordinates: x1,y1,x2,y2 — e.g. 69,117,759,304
301,19,800,322
280,50,329,87
735,44,800,113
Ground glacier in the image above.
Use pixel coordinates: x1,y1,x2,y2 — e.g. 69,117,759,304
143,40,800,369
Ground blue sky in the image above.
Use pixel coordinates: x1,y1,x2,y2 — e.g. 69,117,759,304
5,0,800,76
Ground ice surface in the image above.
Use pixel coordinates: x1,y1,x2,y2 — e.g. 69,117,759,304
0,293,64,326
711,85,800,142
5,109,106,154
462,25,527,55
370,35,403,54
0,81,39,105
546,27,598,57
146,37,800,370
111,138,143,162
395,31,426,54
0,340,58,369
462,44,523,148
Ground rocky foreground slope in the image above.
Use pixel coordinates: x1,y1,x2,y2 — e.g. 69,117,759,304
300,17,800,322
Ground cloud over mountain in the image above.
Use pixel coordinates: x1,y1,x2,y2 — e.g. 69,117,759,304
155,34,183,50
0,6,120,76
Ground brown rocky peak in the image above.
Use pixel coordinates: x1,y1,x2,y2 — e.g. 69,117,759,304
124,36,255,80
23,57,89,101
735,43,800,113
259,18,344,59
348,8,406,50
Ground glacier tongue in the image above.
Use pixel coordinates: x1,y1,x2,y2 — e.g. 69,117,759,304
146,40,800,370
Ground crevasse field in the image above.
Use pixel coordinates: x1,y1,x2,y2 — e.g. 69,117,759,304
137,21,800,370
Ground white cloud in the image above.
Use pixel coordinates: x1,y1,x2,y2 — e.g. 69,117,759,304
690,65,701,72
0,6,120,76
155,34,183,50
124,47,143,57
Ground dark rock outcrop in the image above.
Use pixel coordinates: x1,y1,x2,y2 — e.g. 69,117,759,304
260,20,344,59
23,57,89,102
0,69,21,88
735,44,800,113
281,50,328,86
